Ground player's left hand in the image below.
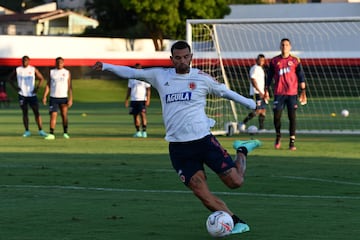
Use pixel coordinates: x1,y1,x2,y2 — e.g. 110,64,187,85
299,91,307,105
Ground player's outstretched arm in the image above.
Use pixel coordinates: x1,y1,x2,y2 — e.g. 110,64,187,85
222,89,256,110
92,62,139,80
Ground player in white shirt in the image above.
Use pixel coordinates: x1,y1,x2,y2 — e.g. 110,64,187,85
92,41,262,235
239,54,268,132
8,55,47,137
42,57,73,140
125,63,151,138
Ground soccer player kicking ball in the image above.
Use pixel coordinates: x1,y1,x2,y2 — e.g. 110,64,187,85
92,41,262,235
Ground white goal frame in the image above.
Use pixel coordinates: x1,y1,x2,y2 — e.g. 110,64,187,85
186,17,360,135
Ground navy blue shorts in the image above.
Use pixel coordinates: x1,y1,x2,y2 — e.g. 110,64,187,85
18,95,38,108
129,101,146,115
273,95,298,111
253,94,266,110
49,97,68,113
169,135,235,186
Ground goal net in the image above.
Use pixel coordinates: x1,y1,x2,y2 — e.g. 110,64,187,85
186,18,360,135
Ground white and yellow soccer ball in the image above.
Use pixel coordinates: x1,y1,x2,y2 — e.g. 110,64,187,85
206,211,234,237
341,109,349,117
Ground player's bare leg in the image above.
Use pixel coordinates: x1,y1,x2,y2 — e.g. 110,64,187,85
257,108,266,130
227,139,262,234
189,171,249,233
140,111,147,137
45,112,57,140
21,104,30,136
31,105,42,129
133,114,142,137
189,170,234,214
60,104,69,139
31,104,46,137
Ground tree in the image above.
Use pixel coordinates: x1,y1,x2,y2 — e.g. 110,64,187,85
88,0,231,51
0,0,47,12
121,0,181,51
85,0,138,37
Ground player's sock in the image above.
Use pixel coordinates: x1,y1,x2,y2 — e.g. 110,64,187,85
289,136,296,150
258,114,265,130
236,147,248,157
50,128,54,134
231,215,250,234
135,126,140,131
232,215,244,224
63,126,68,134
142,125,147,132
242,111,256,124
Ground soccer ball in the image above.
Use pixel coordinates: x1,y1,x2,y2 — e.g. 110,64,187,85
247,125,258,135
206,211,234,237
341,109,349,117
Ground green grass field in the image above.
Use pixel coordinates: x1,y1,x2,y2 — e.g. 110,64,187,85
1,79,359,240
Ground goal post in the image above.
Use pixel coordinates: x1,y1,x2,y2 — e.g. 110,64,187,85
186,17,360,135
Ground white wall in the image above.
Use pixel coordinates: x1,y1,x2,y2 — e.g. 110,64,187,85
226,3,360,19
0,35,171,59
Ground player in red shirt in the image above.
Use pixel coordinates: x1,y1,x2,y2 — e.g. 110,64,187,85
264,38,307,150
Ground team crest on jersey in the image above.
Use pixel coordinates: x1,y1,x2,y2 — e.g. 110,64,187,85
165,91,192,104
189,82,196,90
288,61,293,66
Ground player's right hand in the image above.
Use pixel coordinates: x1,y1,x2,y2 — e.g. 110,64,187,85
299,91,307,106
92,62,103,71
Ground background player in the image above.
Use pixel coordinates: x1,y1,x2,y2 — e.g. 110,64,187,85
264,38,307,150
125,63,151,138
239,54,268,132
42,57,73,140
8,55,47,137
92,40,261,235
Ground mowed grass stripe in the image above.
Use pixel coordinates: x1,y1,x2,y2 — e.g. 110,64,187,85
2,184,360,200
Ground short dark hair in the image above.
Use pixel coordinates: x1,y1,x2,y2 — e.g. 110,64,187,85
257,54,265,59
22,55,30,60
281,38,291,44
56,57,64,61
171,41,191,55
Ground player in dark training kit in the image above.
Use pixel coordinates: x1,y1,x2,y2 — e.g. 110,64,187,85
264,38,307,150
